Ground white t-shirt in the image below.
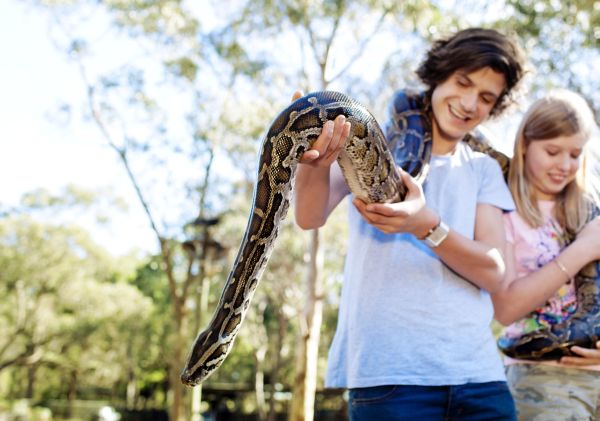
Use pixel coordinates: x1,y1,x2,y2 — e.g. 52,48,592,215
325,141,515,388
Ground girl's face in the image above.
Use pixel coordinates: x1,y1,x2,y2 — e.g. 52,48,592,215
524,133,588,200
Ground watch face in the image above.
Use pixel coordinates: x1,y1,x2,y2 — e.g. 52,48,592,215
425,221,449,247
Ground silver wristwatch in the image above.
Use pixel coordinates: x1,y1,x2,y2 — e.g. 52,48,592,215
422,220,450,248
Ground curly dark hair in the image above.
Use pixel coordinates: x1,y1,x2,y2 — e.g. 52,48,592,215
416,27,527,117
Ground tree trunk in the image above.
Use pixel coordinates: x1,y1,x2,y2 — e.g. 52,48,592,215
255,346,267,421
267,302,288,421
170,300,187,421
190,386,203,421
126,370,136,409
289,229,324,421
26,364,36,399
126,342,137,409
66,369,78,419
190,227,218,421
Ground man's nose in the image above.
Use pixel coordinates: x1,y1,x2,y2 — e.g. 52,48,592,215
460,91,477,113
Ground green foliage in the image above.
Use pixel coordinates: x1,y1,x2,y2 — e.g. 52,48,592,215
164,56,199,82
105,0,199,39
132,256,171,307
506,0,600,48
209,31,268,78
484,0,600,122
0,215,156,403
18,184,127,213
24,0,600,417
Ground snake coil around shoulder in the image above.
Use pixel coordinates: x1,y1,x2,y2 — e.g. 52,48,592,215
180,90,600,386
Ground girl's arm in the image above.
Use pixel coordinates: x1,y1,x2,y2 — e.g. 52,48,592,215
493,215,600,325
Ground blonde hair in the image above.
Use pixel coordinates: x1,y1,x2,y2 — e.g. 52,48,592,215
508,90,598,237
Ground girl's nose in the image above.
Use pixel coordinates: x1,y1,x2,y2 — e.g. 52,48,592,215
558,154,572,171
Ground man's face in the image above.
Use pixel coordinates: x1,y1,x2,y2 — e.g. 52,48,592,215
430,67,506,144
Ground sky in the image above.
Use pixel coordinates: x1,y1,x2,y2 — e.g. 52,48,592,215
3,0,599,259
0,0,522,259
0,0,157,255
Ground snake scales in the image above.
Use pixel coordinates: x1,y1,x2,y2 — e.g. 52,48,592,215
180,90,600,386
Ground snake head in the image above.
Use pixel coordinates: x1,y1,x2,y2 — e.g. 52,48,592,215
180,366,208,387
180,327,233,386
180,329,216,386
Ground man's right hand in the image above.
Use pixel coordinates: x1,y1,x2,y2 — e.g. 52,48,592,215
291,91,351,168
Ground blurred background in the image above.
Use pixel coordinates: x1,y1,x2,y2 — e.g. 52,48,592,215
1,0,599,420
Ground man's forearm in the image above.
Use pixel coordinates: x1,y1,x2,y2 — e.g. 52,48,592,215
294,164,333,229
434,233,506,292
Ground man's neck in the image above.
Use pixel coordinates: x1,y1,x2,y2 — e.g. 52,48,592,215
431,122,461,155
432,137,459,155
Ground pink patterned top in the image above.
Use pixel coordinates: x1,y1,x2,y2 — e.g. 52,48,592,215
501,201,600,370
502,200,576,341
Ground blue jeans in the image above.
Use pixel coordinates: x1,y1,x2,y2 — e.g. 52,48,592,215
348,382,516,421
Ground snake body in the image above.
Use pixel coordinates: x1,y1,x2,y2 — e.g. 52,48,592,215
180,90,600,386
180,91,412,386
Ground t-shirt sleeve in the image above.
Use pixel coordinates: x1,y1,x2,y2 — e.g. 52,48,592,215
477,156,515,212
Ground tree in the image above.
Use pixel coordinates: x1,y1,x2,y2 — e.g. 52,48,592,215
32,1,233,418
204,1,449,419
488,0,600,120
33,1,599,419
0,209,152,415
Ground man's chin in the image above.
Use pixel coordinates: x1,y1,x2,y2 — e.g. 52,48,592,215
437,128,467,143
433,117,472,142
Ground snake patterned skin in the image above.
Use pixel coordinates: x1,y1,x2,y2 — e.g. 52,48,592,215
180,91,418,386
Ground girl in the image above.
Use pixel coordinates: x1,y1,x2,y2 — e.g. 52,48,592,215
493,90,600,420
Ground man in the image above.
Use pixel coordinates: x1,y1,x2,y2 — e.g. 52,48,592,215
293,28,527,420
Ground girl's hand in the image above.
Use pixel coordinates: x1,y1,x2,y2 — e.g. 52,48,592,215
352,168,437,235
559,341,600,366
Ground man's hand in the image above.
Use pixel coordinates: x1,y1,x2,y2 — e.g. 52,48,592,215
352,168,438,236
291,91,351,167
